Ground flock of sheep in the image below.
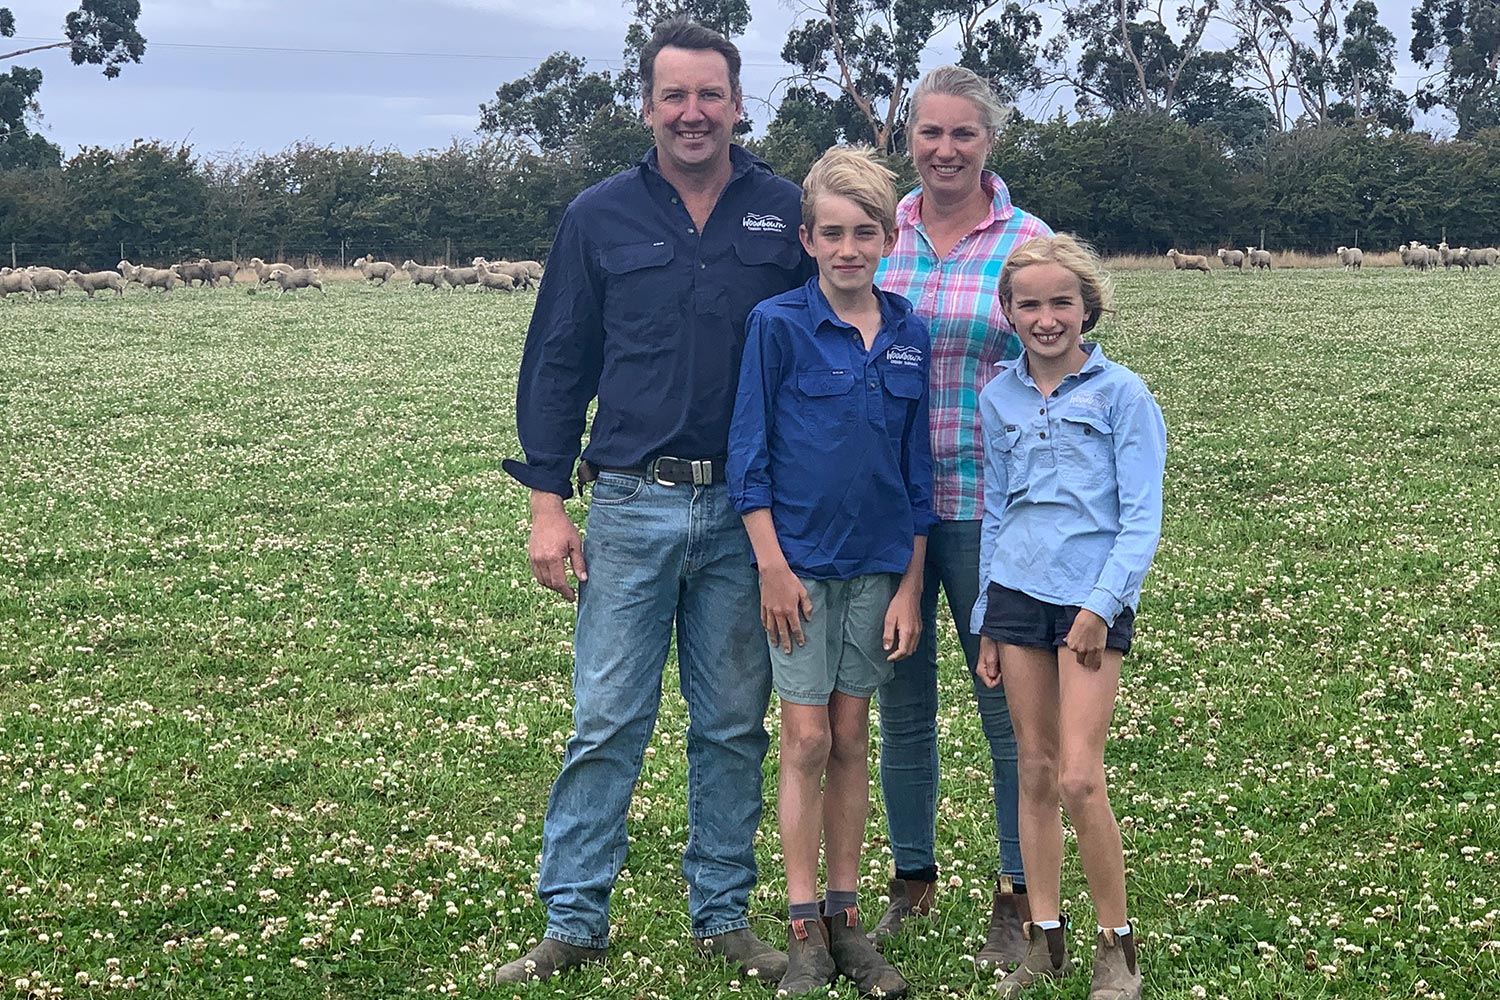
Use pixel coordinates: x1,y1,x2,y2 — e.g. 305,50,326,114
0,254,545,299
1165,241,1500,273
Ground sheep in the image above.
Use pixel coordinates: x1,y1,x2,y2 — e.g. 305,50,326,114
354,257,399,284
1244,247,1272,270
484,260,535,289
171,259,214,286
27,266,70,297
271,267,324,294
403,260,444,290
69,269,125,297
475,267,516,292
1466,246,1498,268
437,265,481,292
1437,241,1469,271
508,258,544,282
0,270,36,299
117,259,144,282
1397,243,1418,268
197,258,240,285
1165,249,1212,273
138,267,182,292
1216,248,1246,270
1336,246,1363,270
248,257,294,285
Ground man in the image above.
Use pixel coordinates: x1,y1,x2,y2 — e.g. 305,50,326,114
496,16,811,986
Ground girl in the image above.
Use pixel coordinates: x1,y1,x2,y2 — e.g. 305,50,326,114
970,235,1166,1000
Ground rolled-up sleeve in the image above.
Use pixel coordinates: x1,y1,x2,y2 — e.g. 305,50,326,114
727,309,779,514
501,206,604,497
1082,390,1167,625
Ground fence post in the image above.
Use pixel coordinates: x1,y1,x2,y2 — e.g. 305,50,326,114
340,238,346,269
231,238,238,262
1259,227,1265,251
10,242,14,269
119,241,124,263
1354,228,1359,248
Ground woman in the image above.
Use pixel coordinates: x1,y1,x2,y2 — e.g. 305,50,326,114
871,64,1051,971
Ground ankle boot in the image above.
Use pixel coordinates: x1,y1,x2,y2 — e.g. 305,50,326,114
867,877,935,947
1088,926,1141,1000
974,875,1032,972
825,905,908,999
779,917,835,995
994,917,1072,998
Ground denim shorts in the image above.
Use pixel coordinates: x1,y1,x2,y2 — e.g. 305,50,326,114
979,583,1135,653
770,573,899,705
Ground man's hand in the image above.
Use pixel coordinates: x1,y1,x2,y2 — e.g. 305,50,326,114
975,636,1002,688
883,584,921,661
760,564,812,653
528,491,587,602
1064,609,1108,671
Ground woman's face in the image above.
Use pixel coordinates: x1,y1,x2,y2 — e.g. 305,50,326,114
910,93,992,202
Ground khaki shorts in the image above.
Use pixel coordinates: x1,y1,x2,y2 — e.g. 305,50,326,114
770,573,899,705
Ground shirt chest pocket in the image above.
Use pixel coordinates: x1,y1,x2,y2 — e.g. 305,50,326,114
881,370,924,433
1058,412,1114,486
990,425,1027,497
599,241,676,326
795,369,858,429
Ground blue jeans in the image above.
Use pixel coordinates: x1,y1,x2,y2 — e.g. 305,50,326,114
875,518,1023,882
538,474,772,949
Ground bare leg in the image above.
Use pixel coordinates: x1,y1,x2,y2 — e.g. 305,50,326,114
1056,647,1128,928
823,691,872,893
998,645,1063,920
779,702,833,904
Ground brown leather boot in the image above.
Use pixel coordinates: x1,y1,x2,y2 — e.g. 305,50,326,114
994,917,1072,997
974,875,1032,972
492,937,606,984
825,905,909,998
778,917,836,995
1088,927,1142,1000
867,877,935,948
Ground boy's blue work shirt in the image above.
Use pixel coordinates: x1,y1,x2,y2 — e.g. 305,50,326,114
728,277,936,580
970,343,1166,631
503,145,811,497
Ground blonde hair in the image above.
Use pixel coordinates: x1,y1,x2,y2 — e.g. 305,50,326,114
999,234,1115,330
801,145,898,234
906,65,1008,154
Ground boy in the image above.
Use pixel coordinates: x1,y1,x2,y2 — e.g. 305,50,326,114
727,146,933,998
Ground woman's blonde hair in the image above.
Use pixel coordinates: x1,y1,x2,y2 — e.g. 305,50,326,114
906,65,1008,154
801,145,898,234
998,234,1115,331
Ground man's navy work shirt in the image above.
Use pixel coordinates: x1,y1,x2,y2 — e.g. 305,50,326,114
503,146,811,497
728,277,937,581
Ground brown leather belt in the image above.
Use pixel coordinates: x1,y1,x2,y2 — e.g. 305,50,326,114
579,457,727,487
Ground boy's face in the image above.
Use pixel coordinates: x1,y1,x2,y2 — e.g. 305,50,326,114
1001,262,1090,366
798,194,896,299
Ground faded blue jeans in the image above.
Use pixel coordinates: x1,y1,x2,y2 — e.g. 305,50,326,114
875,518,1023,883
538,474,772,949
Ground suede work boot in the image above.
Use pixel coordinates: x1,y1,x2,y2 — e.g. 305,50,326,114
994,918,1073,998
825,905,909,999
692,927,788,983
974,875,1033,972
867,878,936,948
778,917,836,995
492,937,606,984
1088,927,1142,1000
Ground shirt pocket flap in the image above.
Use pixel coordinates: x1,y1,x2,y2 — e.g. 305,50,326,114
734,240,801,269
600,241,674,274
883,372,925,399
797,369,857,397
994,425,1022,451
1061,412,1113,436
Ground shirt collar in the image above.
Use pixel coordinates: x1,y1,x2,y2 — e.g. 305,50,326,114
1003,342,1108,388
640,143,764,183
801,275,912,337
895,169,1017,232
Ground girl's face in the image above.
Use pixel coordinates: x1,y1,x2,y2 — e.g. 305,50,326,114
1002,262,1090,366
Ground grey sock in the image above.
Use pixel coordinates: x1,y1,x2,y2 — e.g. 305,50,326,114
789,901,821,923
824,890,858,915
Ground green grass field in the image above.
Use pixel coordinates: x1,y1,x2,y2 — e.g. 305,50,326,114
2,270,1497,999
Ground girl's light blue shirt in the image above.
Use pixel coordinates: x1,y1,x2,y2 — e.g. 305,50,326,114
970,343,1167,632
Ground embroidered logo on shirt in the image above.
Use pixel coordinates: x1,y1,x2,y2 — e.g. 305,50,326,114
742,213,787,233
886,345,924,368
1069,389,1108,416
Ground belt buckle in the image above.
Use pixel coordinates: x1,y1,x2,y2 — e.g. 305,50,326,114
650,457,712,486
650,456,680,486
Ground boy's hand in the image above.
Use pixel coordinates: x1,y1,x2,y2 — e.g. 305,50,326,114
975,636,1002,688
760,565,812,653
883,585,921,661
1064,609,1108,670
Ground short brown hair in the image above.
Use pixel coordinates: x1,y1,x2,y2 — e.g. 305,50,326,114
800,146,898,234
639,16,742,102
999,234,1115,331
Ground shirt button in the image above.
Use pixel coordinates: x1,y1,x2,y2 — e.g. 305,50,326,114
1039,431,1047,439
869,380,878,388
688,227,695,234
1038,408,1045,415
700,263,706,269
671,197,679,203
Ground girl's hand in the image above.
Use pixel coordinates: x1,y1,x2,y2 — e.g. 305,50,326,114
883,586,921,662
1064,609,1108,670
760,566,812,653
975,636,1002,688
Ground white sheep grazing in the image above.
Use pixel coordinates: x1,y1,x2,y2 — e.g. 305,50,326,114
354,258,399,284
1166,249,1212,273
1466,246,1498,268
116,259,144,282
272,268,324,294
197,258,239,285
485,260,534,289
1336,246,1363,270
438,265,481,292
248,257,294,285
403,260,443,289
475,267,516,292
69,269,125,297
0,270,36,299
27,267,70,297
1436,241,1469,271
138,267,182,292
1216,248,1245,269
1244,247,1273,270
173,259,213,286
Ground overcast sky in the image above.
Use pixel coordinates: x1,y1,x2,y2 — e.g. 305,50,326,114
6,0,1446,163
